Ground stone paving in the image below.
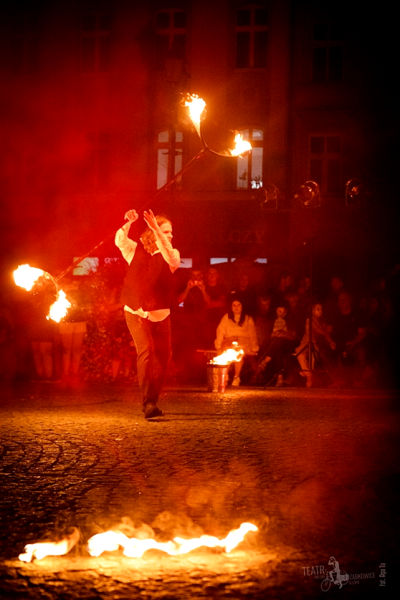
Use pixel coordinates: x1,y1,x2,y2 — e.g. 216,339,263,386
0,381,399,599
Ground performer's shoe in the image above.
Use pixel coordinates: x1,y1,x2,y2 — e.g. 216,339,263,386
144,403,164,419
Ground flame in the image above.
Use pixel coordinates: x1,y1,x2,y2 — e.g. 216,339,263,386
212,342,245,365
184,94,206,136
18,528,80,563
229,133,252,157
47,290,71,323
13,264,44,291
87,522,257,558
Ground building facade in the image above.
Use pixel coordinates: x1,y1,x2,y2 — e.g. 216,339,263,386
0,0,397,285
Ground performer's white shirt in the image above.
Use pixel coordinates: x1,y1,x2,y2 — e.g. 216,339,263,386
115,221,180,322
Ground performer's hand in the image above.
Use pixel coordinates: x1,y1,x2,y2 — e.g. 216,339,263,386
330,341,336,350
143,209,158,232
124,209,139,222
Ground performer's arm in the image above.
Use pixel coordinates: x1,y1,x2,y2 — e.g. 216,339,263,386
115,209,138,264
143,210,180,272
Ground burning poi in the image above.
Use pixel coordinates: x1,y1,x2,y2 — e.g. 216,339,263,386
13,264,71,323
184,94,252,157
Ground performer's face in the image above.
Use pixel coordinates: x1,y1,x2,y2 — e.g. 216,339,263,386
160,221,173,242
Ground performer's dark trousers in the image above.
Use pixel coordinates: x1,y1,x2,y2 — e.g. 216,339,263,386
125,312,171,408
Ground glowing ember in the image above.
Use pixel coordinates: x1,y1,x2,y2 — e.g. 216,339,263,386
13,264,45,291
212,342,245,365
87,522,257,558
18,528,80,563
184,94,206,136
229,133,252,157
47,290,71,323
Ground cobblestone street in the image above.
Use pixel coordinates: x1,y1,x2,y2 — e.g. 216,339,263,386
0,382,399,599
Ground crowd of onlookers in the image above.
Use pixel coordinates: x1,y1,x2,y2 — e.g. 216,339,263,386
1,258,399,389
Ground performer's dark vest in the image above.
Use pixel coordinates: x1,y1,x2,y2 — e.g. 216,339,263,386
120,242,174,312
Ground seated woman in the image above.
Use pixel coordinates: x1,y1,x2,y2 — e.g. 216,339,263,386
214,298,259,387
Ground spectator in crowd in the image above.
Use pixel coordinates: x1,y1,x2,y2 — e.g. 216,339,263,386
327,291,367,386
26,290,58,382
230,272,258,317
175,267,209,381
284,292,307,348
297,276,312,311
295,302,336,387
204,266,227,346
215,297,259,387
0,286,17,382
323,275,346,325
59,277,89,384
359,294,387,387
254,293,275,357
255,300,296,386
274,272,295,309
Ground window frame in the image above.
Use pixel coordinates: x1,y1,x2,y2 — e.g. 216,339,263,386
81,13,112,73
236,128,264,190
235,4,268,69
155,8,186,70
311,22,344,83
156,129,184,190
308,133,342,196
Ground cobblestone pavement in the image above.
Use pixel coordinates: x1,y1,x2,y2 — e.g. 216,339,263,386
0,381,399,599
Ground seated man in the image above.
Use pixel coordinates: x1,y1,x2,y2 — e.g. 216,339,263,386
327,291,367,386
254,301,296,386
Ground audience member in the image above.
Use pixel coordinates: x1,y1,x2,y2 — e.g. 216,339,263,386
204,266,227,345
175,268,209,381
230,273,258,317
284,292,307,347
59,278,89,383
215,298,259,387
254,293,275,356
323,275,346,325
26,294,57,382
295,302,336,387
327,291,367,386
255,300,296,386
274,272,295,309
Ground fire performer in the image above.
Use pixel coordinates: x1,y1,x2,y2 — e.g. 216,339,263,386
115,208,180,418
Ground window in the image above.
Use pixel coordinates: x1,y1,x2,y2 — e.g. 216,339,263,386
236,129,263,189
85,131,110,188
157,130,183,189
155,9,186,70
235,5,268,68
81,14,112,72
309,135,341,195
312,23,344,83
8,14,40,73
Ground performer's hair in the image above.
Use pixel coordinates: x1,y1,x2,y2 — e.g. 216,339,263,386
140,215,171,254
